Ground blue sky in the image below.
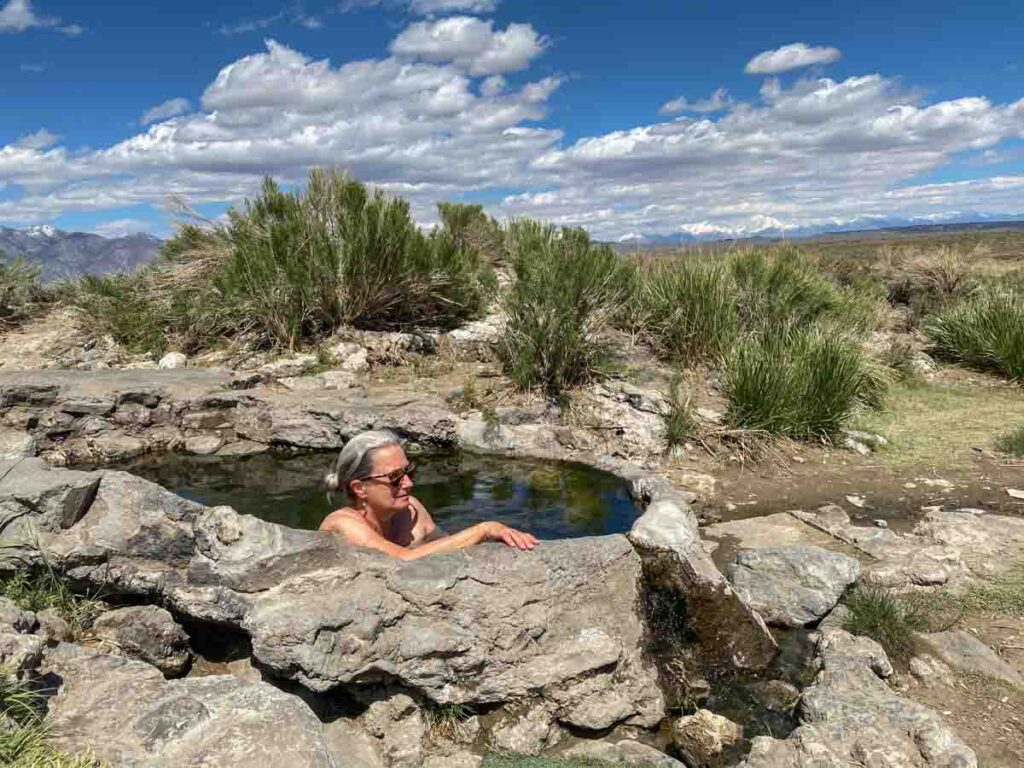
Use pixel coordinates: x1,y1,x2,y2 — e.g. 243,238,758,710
1,0,1022,239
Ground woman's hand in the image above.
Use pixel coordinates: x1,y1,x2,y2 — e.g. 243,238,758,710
482,521,539,551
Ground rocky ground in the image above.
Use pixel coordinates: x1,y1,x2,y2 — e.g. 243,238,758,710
0,307,1022,766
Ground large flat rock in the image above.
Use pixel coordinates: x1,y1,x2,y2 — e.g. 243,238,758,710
44,647,339,768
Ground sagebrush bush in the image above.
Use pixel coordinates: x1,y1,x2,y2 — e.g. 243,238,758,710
497,221,628,395
925,291,1024,381
724,327,888,439
74,169,492,352
437,202,505,265
0,255,47,329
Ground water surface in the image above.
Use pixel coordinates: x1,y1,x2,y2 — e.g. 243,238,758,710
112,450,639,539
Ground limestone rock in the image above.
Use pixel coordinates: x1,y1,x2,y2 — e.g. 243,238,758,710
0,596,37,633
15,464,662,729
36,608,72,644
671,709,743,768
0,630,44,670
726,546,860,627
489,702,557,755
45,649,339,768
0,428,35,459
628,484,777,671
183,434,224,456
157,352,187,370
739,629,976,768
917,629,1024,688
562,737,684,767
909,654,955,688
359,692,426,768
321,718,386,768
749,679,800,712
90,605,191,676
258,354,318,380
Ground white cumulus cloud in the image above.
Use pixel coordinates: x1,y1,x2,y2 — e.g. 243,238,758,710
140,98,192,125
745,43,841,75
92,218,153,238
660,87,732,115
0,0,80,35
390,16,546,75
14,128,59,150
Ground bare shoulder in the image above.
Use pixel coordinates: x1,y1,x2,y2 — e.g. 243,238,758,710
319,507,366,533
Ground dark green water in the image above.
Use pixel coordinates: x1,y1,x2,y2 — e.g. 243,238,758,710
110,451,639,539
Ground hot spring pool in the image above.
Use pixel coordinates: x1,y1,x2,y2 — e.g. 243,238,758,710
108,450,640,539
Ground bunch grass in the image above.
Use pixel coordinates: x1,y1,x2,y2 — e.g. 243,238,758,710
925,290,1024,381
842,586,929,661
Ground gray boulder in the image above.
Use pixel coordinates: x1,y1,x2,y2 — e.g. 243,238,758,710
739,628,976,768
726,546,861,627
917,629,1024,688
628,485,777,670
0,596,37,633
45,648,339,768
90,605,191,676
0,630,44,670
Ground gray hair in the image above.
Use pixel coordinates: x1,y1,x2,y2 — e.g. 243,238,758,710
324,429,402,497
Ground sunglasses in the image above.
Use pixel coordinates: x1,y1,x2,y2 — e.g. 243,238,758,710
360,462,417,488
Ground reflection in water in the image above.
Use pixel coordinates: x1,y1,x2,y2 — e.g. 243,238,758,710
109,451,639,539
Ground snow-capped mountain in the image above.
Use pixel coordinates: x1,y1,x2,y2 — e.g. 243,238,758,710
0,226,162,282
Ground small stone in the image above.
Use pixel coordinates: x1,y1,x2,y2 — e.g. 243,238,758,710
671,709,742,768
157,352,187,370
845,495,867,508
874,519,888,528
749,679,800,711
909,654,955,687
843,438,871,456
36,609,72,644
257,354,318,380
1007,488,1024,500
183,435,224,456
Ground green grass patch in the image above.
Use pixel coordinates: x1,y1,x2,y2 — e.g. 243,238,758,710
925,291,1024,382
0,666,101,767
74,169,493,354
928,567,1024,618
842,586,930,661
498,222,629,395
0,568,102,638
856,379,1024,468
994,425,1024,457
723,327,887,440
663,374,697,451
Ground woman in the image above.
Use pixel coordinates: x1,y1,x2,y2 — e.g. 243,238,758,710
319,430,539,560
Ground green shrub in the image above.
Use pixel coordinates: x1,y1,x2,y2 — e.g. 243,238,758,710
437,202,505,265
75,170,492,353
842,586,928,661
995,425,1024,457
633,258,738,364
882,336,923,383
724,327,887,439
925,291,1024,381
498,222,628,395
0,255,47,329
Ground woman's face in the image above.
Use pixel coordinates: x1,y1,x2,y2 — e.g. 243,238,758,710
352,444,415,516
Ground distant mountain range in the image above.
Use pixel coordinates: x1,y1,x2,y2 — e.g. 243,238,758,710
615,214,1024,247
2,215,1023,283
0,225,163,283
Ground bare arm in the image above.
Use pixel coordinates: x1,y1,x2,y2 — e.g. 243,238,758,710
324,516,501,560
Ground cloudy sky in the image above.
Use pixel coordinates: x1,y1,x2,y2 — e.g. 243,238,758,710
1,0,1022,240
